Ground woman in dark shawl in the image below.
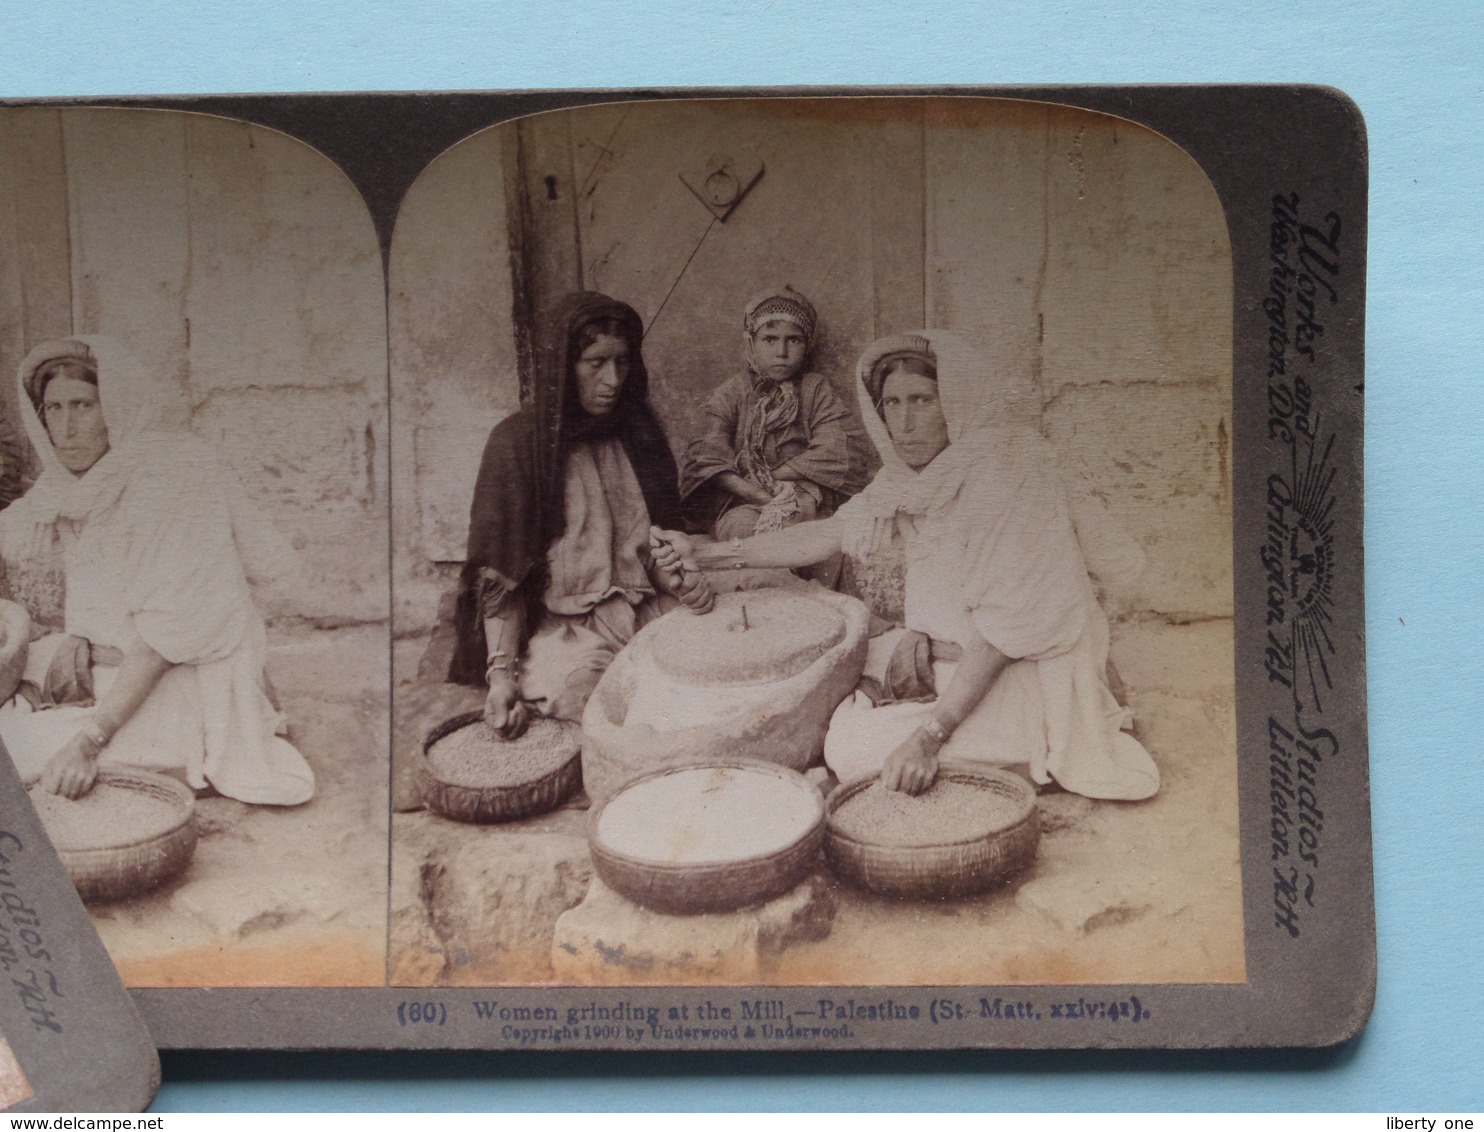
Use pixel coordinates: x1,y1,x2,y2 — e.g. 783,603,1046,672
450,292,702,736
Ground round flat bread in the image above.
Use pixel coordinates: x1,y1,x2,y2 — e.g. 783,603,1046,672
650,590,846,685
597,764,822,865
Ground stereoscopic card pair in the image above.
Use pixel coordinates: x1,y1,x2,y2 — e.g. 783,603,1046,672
0,86,1371,1053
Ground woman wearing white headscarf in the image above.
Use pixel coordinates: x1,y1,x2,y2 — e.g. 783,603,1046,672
0,336,314,805
652,330,1159,802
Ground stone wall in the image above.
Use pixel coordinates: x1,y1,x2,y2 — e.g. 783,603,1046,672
0,107,388,626
2,98,1231,635
387,127,520,634
388,98,1232,638
924,101,1232,617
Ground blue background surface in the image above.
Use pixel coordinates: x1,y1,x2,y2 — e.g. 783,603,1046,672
2,0,1481,1112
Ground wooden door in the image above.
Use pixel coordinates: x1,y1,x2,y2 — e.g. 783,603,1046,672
501,98,929,456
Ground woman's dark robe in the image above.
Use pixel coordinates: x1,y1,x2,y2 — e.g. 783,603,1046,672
449,292,681,686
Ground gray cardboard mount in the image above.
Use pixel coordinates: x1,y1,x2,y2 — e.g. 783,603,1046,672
0,85,1371,1051
0,743,159,1110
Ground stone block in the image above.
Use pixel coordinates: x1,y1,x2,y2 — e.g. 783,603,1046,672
166,871,349,941
391,561,459,646
271,692,387,813
1109,618,1235,703
440,834,594,983
1038,108,1230,396
393,633,432,686
1014,873,1156,936
1045,380,1231,618
1121,690,1237,802
413,421,498,566
394,814,594,984
266,624,390,704
551,873,836,985
389,126,518,571
180,113,385,396
1035,792,1097,835
388,817,450,986
193,385,387,625
193,385,382,512
190,796,252,838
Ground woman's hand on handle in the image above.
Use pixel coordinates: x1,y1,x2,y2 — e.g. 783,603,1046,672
674,569,715,613
650,528,715,614
652,520,844,573
646,534,687,593
649,527,695,574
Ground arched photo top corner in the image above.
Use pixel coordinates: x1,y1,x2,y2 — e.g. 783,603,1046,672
0,101,387,274
384,91,1239,283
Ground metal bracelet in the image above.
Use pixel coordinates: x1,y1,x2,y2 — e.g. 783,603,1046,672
485,651,520,679
920,717,951,745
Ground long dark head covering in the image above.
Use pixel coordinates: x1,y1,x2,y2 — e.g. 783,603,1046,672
451,292,681,685
534,291,681,542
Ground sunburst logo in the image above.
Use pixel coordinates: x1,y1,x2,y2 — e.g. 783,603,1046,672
1262,428,1340,713
1286,433,1338,712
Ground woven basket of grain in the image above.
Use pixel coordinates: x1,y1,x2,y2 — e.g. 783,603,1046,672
417,711,582,824
29,768,197,902
588,759,825,915
824,765,1039,900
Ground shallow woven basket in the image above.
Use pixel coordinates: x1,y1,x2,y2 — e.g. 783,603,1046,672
824,765,1039,900
47,769,197,903
417,711,582,824
587,759,825,915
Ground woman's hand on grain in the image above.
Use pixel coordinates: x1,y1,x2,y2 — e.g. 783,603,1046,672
880,729,940,796
484,673,530,741
39,733,99,799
